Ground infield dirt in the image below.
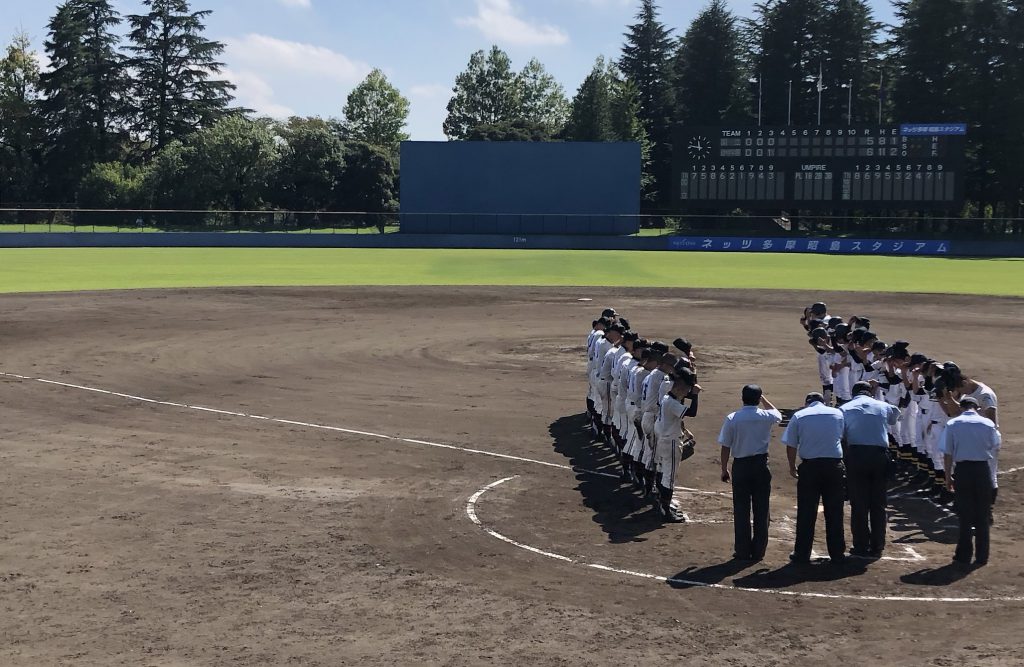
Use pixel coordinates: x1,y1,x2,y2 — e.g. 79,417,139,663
1,286,1021,666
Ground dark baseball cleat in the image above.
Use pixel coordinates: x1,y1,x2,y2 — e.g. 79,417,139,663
788,553,811,565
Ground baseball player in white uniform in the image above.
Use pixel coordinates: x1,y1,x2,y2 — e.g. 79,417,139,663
653,366,699,523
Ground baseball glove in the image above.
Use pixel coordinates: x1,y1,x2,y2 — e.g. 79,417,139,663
680,432,696,461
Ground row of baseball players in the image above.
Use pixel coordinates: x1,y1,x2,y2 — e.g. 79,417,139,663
801,301,1000,507
585,309,698,523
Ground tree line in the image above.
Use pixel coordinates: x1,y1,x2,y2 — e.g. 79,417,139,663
2,0,1023,216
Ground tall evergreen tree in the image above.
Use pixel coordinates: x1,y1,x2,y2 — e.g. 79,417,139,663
821,0,883,125
960,0,1010,211
443,46,520,140
891,0,970,123
672,0,745,126
0,32,45,203
563,57,616,142
748,0,829,126
619,0,675,203
39,0,127,198
126,0,235,153
1005,0,1024,214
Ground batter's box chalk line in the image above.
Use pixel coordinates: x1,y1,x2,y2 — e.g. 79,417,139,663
2,371,1020,602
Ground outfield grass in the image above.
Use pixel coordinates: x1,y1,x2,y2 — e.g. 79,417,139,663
0,248,1020,296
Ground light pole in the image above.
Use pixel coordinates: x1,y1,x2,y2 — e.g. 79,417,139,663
749,75,762,126
877,70,884,124
787,79,793,126
816,63,823,126
840,79,853,125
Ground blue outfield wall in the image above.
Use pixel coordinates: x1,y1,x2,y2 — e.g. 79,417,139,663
399,141,642,235
1,232,1023,257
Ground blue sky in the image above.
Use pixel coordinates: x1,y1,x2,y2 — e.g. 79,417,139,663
3,0,898,140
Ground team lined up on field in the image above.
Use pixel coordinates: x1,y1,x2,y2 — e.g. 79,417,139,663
586,309,699,524
801,302,1000,504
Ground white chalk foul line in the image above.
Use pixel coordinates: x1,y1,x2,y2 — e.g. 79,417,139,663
466,477,1024,603
0,371,729,497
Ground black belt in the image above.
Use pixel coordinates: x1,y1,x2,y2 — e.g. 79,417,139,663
848,443,888,448
735,453,769,461
802,457,843,462
955,460,989,466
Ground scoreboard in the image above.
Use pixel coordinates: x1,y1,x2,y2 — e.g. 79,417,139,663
672,124,967,210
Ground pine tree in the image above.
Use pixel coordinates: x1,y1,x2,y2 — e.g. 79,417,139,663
1005,0,1024,214
0,32,45,203
443,46,520,139
619,0,675,203
39,0,127,198
563,57,616,142
821,0,883,125
891,0,970,123
126,0,235,153
960,0,1009,212
748,0,829,126
672,0,745,126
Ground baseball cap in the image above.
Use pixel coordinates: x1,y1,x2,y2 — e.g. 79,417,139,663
623,331,639,342
959,396,980,409
618,317,631,330
649,341,669,354
601,308,618,318
606,323,625,335
805,392,825,405
673,338,692,354
811,302,827,315
909,353,928,366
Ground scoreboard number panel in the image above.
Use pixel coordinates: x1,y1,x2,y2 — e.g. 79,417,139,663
672,124,966,210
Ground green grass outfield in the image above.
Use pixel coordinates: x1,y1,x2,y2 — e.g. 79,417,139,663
0,248,1021,296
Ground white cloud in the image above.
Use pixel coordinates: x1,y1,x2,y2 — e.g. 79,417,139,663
456,0,569,47
224,34,371,85
278,0,312,7
221,34,372,119
222,68,296,118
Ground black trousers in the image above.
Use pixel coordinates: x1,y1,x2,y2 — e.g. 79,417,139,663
846,445,889,553
795,458,847,561
954,461,993,563
731,454,772,559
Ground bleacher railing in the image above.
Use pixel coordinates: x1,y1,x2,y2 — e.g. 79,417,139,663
0,208,1022,239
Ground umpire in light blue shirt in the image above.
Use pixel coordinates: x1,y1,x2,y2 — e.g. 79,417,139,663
942,396,1001,566
840,381,901,559
781,392,847,564
718,385,783,562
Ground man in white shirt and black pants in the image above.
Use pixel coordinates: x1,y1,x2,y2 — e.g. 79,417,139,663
719,385,783,562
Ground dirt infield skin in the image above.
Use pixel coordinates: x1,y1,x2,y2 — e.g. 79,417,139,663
1,286,1022,666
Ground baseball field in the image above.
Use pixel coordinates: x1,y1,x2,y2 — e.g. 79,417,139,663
1,248,1022,665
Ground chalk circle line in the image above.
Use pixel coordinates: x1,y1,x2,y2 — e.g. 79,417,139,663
1,371,1020,603
466,476,1024,603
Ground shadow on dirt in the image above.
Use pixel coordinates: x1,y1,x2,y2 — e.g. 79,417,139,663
730,558,869,589
900,562,977,587
667,559,756,589
549,413,666,544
